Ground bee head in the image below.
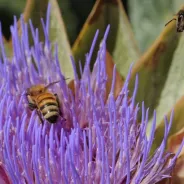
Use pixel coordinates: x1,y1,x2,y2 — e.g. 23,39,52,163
26,84,46,96
177,10,184,19
26,80,62,96
176,10,184,32
165,10,184,27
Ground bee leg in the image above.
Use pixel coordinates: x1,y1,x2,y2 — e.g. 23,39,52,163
36,110,44,124
28,103,37,110
54,94,66,121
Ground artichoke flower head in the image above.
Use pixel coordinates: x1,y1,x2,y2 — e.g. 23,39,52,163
0,4,183,184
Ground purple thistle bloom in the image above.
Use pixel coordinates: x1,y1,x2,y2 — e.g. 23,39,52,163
0,4,183,184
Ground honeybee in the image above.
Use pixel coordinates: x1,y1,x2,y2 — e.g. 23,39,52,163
165,10,184,32
26,81,62,123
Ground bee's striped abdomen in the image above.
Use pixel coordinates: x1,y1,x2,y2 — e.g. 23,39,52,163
36,93,60,123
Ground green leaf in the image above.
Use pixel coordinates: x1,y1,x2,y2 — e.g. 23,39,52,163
23,0,74,79
148,32,184,131
72,0,140,78
151,96,184,152
128,0,184,52
129,14,180,126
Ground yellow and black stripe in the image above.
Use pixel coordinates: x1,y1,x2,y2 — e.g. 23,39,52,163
36,93,59,123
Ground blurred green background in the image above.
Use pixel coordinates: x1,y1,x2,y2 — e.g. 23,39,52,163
0,0,128,44
0,0,183,53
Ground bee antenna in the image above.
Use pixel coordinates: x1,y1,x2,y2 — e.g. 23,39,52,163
46,78,70,88
64,77,70,80
45,80,60,88
165,18,177,26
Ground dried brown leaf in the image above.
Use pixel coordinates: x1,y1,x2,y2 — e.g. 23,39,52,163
68,79,75,94
105,50,124,100
172,154,184,184
168,127,184,155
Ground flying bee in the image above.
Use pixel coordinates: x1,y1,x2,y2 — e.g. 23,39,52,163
165,10,184,32
26,81,62,124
